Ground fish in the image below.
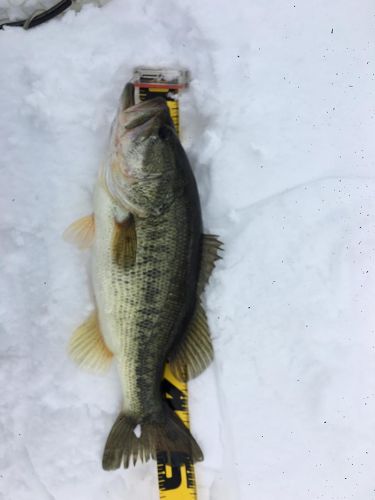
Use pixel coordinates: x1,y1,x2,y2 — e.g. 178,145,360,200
64,82,222,470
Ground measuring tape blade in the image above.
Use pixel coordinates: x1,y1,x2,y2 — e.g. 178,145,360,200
132,67,197,500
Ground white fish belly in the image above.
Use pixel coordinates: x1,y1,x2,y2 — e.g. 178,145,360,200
91,180,140,413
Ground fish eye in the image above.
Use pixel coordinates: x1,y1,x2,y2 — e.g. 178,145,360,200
158,125,171,140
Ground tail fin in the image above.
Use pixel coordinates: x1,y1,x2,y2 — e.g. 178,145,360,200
102,405,203,470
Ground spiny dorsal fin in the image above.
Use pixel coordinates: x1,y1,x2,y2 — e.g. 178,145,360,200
63,214,95,250
169,301,213,382
112,213,137,269
198,233,223,294
69,311,113,373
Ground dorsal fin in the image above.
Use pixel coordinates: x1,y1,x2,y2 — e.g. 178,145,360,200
169,301,213,382
198,234,223,294
168,233,222,381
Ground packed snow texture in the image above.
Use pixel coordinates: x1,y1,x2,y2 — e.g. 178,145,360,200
0,0,107,23
1,1,375,499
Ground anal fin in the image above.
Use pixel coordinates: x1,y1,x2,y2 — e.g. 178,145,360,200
69,311,113,373
169,302,213,382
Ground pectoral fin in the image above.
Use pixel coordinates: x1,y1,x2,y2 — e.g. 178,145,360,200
198,234,223,294
169,302,213,382
63,214,95,250
69,311,113,373
112,213,137,269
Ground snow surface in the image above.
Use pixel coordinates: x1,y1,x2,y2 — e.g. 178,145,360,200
1,1,375,499
0,0,107,23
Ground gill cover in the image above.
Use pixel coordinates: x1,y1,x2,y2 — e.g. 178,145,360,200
105,87,180,218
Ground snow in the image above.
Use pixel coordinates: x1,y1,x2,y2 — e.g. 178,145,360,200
1,1,375,499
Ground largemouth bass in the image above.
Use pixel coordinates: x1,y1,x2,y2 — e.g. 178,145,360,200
64,83,222,469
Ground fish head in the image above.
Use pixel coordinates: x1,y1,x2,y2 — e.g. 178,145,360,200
105,86,180,217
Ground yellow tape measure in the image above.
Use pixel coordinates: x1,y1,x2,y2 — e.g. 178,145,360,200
132,67,197,500
157,364,197,500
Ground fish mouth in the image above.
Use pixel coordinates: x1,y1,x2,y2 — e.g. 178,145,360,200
124,112,157,133
118,82,172,137
122,102,171,142
130,116,162,141
120,82,166,113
